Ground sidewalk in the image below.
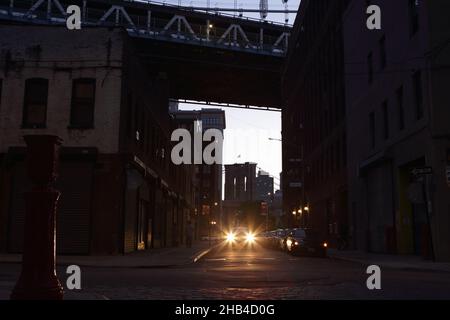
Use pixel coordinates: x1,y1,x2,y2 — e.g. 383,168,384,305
0,240,218,268
328,249,450,273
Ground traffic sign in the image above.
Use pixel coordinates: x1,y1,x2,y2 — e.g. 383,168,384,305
411,167,432,176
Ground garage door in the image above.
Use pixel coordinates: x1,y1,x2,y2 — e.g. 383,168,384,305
8,161,93,254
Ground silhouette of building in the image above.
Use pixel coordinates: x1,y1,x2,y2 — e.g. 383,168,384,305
282,0,349,243
224,162,257,201
255,170,274,201
171,108,225,238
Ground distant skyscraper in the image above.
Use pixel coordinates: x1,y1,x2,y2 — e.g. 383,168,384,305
255,170,274,201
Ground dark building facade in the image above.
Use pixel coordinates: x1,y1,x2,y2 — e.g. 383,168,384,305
282,0,350,245
171,108,225,238
344,0,450,261
224,162,257,201
0,25,194,255
255,170,274,201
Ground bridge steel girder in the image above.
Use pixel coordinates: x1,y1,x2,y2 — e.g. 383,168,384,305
1,0,291,57
132,36,284,109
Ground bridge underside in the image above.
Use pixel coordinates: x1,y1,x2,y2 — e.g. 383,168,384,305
0,0,288,109
133,37,284,108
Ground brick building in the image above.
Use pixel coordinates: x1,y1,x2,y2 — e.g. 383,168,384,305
282,0,350,244
0,25,194,255
171,108,225,238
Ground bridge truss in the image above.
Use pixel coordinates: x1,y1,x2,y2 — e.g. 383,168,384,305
0,0,291,56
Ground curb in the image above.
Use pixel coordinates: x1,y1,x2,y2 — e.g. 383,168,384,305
328,254,450,274
0,244,221,269
192,242,221,263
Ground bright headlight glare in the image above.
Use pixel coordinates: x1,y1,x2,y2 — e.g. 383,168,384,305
245,233,255,243
286,239,293,246
226,232,235,242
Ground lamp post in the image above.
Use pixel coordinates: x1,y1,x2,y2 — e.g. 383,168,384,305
303,205,309,228
11,135,64,300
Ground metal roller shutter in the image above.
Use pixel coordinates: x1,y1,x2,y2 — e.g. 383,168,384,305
55,162,93,255
7,163,29,253
8,161,93,254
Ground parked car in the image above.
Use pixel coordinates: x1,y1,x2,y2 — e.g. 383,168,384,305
274,229,290,250
257,231,271,248
278,228,293,251
285,228,328,257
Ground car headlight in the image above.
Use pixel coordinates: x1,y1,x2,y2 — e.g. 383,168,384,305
245,232,256,243
226,232,235,242
323,242,328,248
286,239,292,246
295,241,299,245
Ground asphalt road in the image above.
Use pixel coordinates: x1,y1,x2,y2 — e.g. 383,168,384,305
1,244,450,299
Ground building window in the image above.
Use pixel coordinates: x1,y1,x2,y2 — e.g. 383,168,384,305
367,52,373,84
70,78,95,128
379,35,387,69
381,100,389,140
413,71,423,120
369,112,375,148
396,86,405,130
408,0,419,36
22,78,48,128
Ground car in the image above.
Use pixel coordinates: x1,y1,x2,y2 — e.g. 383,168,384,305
256,231,270,247
278,228,293,251
264,230,277,249
223,227,257,248
274,229,290,250
285,228,328,257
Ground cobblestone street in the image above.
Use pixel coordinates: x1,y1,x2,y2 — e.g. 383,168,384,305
2,245,450,300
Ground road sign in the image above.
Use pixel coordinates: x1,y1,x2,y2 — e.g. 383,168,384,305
411,167,433,176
